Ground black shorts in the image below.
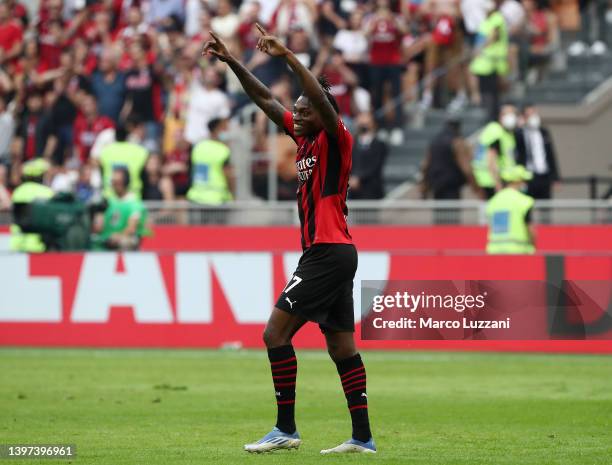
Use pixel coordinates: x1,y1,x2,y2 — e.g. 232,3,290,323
275,243,358,333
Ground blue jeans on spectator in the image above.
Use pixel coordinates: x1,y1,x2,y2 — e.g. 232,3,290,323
55,125,73,166
144,121,161,153
369,64,404,129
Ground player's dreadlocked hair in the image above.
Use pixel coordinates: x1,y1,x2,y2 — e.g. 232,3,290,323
318,75,340,114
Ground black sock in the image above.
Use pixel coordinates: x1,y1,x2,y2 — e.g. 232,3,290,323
267,345,297,434
336,353,372,442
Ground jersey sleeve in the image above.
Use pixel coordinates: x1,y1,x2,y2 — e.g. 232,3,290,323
283,111,296,141
335,118,353,159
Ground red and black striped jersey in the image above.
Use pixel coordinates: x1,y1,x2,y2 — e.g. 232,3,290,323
283,111,353,250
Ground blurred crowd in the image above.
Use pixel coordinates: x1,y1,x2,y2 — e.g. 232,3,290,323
0,0,603,210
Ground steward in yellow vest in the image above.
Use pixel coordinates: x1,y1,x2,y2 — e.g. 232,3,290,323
472,104,518,199
486,165,536,254
469,0,509,120
10,159,55,253
470,6,509,77
187,118,234,205
99,121,149,199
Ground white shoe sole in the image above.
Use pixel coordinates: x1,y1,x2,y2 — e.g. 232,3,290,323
244,438,301,453
320,444,376,454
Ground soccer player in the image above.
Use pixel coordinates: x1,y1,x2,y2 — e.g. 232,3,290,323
203,25,376,455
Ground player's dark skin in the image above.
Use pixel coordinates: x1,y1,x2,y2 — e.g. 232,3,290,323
203,26,357,362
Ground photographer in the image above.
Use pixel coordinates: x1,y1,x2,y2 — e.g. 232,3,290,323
92,167,148,250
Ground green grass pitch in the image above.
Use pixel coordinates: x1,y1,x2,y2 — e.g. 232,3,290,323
1,349,611,465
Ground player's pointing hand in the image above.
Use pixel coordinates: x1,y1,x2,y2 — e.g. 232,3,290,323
255,23,289,57
203,31,232,62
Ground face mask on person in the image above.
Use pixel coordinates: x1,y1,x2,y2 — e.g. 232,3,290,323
218,131,230,142
526,114,541,129
501,113,517,130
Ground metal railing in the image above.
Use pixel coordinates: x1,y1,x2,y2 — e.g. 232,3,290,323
140,199,612,226
0,199,609,227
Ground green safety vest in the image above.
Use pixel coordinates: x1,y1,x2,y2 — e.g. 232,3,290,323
486,187,535,254
472,121,516,188
100,141,148,199
10,182,54,253
187,139,232,205
470,11,509,76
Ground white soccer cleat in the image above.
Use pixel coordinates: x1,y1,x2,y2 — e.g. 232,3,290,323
244,427,301,453
320,437,377,454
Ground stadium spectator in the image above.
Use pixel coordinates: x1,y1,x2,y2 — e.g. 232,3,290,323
116,5,155,48
0,163,11,210
48,48,93,166
349,111,387,200
318,0,348,43
287,25,317,74
333,9,369,86
0,94,16,166
420,0,467,111
184,67,231,145
92,166,148,250
568,0,609,56
421,116,478,201
237,1,263,59
162,133,191,198
274,130,299,200
142,153,174,201
91,49,127,123
500,0,526,82
515,103,560,201
211,0,240,41
14,90,57,163
37,0,87,71
368,0,406,146
187,117,234,205
146,0,185,30
162,48,196,154
83,10,116,59
0,1,24,66
522,0,558,83
72,93,115,164
271,0,317,41
312,47,359,126
6,0,28,28
124,41,163,151
74,163,97,203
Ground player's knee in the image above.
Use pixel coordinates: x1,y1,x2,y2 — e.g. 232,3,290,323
327,344,356,363
262,326,288,348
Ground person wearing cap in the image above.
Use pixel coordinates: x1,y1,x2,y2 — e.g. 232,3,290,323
9,159,54,253
472,103,518,199
486,164,536,254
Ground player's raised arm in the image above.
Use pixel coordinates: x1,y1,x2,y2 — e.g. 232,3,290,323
203,31,286,128
254,23,339,136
